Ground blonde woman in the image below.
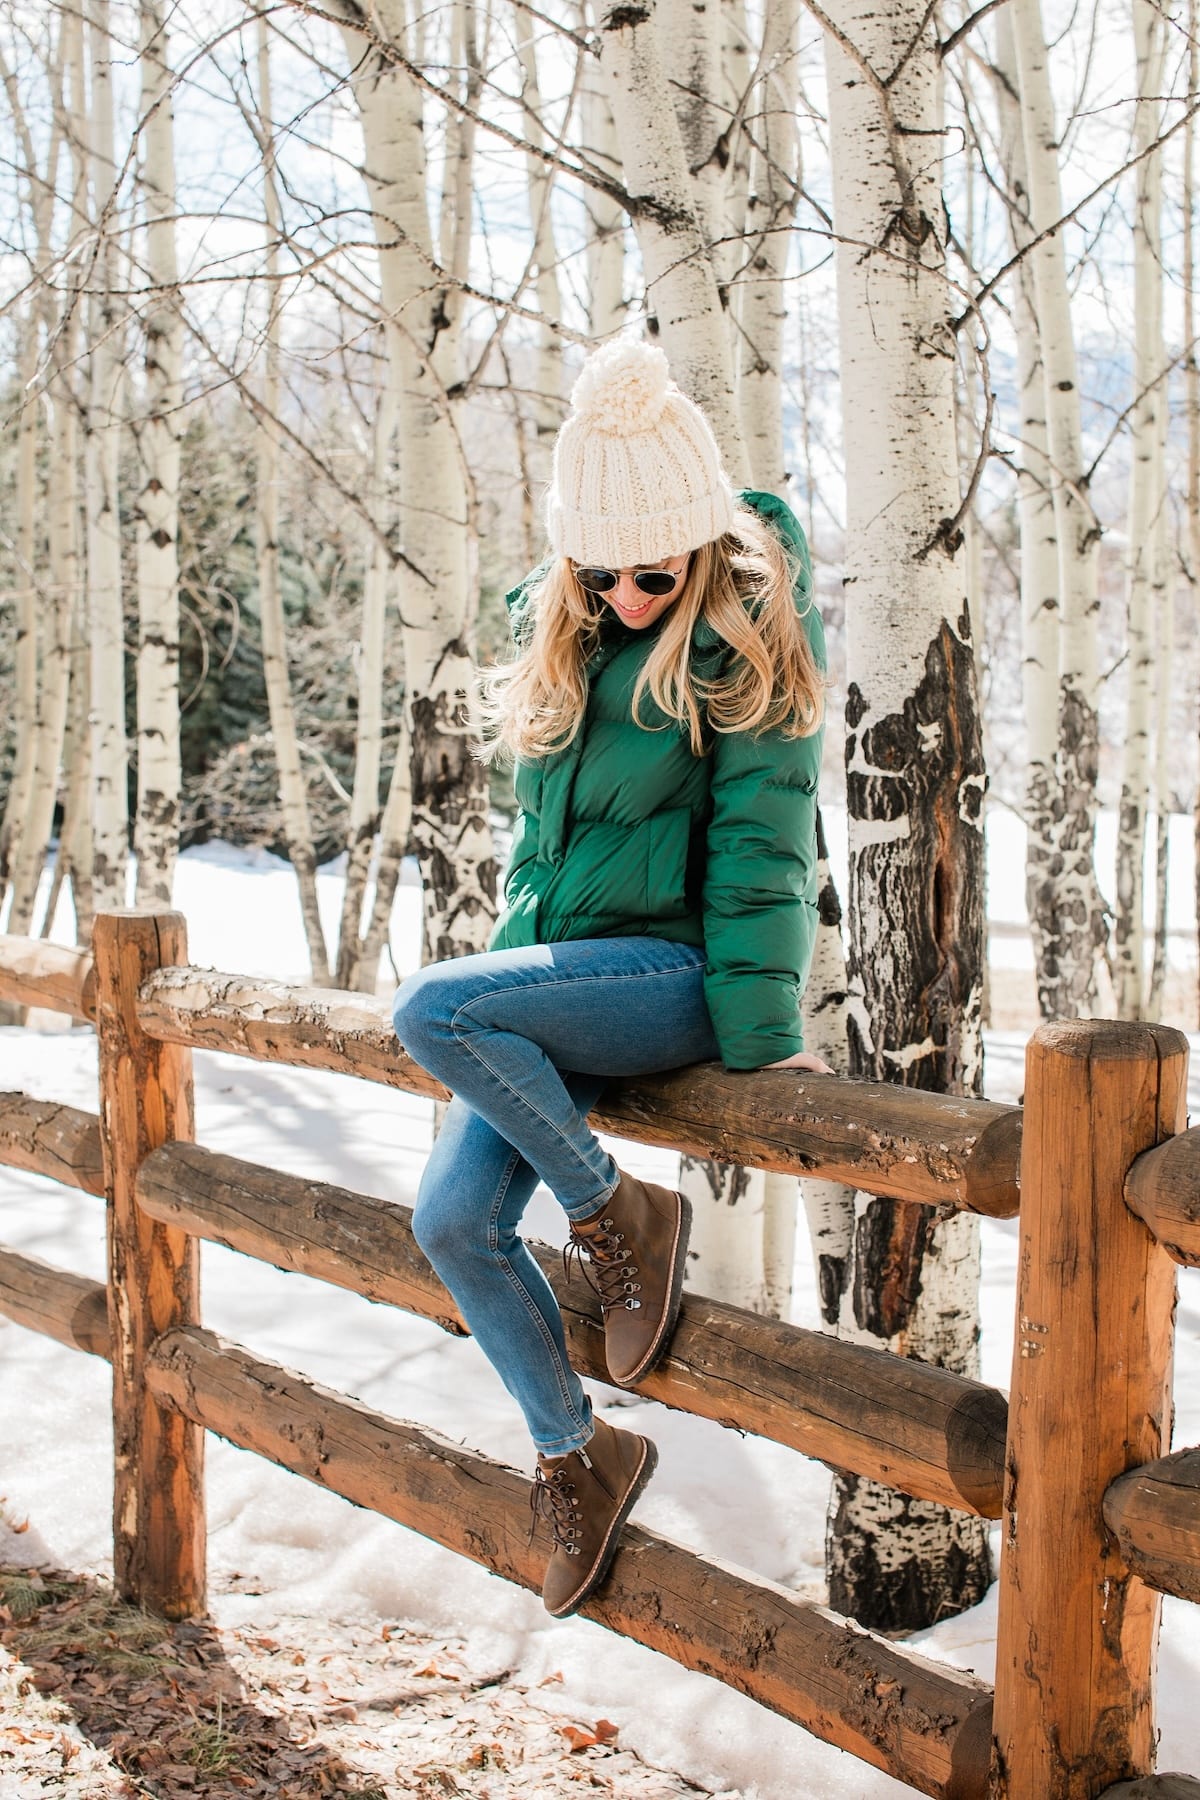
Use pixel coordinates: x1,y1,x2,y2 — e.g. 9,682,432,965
392,337,828,1619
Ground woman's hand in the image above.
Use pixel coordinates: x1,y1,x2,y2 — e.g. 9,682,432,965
759,1051,835,1074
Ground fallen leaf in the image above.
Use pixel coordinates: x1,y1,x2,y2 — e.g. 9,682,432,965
561,1725,598,1753
594,1719,619,1745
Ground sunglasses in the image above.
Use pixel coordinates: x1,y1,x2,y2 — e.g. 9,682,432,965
572,562,687,598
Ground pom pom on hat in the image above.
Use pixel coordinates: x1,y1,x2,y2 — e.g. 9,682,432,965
569,337,672,435
546,336,737,567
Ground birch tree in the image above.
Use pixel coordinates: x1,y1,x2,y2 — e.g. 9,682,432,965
0,14,71,939
991,13,1063,1022
1010,0,1108,1017
313,0,498,963
819,0,991,1631
737,0,799,496
1114,0,1168,1019
597,0,747,478
85,0,130,912
254,7,331,981
133,0,184,905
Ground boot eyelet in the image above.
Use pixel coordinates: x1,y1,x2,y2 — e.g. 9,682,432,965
625,1297,641,1310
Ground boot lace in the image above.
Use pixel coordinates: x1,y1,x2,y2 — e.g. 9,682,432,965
529,1464,584,1555
563,1218,643,1315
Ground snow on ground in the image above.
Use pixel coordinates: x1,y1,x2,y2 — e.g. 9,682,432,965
2,820,1200,1797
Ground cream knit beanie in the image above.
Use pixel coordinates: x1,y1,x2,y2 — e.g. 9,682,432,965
545,337,738,566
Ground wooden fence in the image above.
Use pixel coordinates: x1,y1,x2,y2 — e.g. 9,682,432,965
1,907,1198,1800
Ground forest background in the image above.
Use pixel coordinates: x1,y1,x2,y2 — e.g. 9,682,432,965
1,0,1196,1642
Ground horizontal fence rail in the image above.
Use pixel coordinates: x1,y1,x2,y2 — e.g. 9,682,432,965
134,1139,1008,1516
143,1322,995,1800
3,915,1200,1799
132,964,1023,1213
1125,1130,1200,1267
0,1244,110,1357
0,934,95,1021
0,1093,104,1196
1103,1449,1200,1605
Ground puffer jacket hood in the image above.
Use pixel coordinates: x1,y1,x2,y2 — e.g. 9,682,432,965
489,490,825,1071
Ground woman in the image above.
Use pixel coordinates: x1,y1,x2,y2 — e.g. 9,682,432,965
392,336,828,1620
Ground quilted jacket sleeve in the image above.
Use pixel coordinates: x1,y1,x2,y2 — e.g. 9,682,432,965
702,491,825,1070
701,719,822,1070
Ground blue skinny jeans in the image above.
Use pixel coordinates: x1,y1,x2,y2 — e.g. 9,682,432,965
391,938,719,1457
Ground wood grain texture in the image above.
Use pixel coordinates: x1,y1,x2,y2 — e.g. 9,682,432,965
990,1021,1187,1800
1125,1129,1200,1266
145,1323,995,1800
135,965,1021,1212
0,1244,109,1356
0,1092,104,1195
1103,1449,1200,1604
0,934,95,1019
94,910,204,1619
135,1140,1007,1515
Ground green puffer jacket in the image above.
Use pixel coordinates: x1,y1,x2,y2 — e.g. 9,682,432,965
488,489,825,1071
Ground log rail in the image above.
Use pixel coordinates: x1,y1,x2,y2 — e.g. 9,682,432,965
3,918,1200,1798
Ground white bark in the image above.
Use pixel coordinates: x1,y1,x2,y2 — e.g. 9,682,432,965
993,13,1061,1021
85,0,129,913
255,8,330,983
738,0,799,496
799,818,856,1330
580,23,625,339
0,320,40,918
598,0,748,480
1187,0,1200,1015
822,0,990,1629
1115,0,1168,1019
660,0,724,244
335,374,396,991
515,14,566,495
345,0,496,963
1011,0,1108,1016
133,0,184,906
356,714,414,994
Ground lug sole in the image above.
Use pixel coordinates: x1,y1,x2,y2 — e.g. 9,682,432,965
545,1434,659,1619
608,1190,692,1388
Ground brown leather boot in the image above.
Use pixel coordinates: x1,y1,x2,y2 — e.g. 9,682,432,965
530,1415,658,1618
565,1170,691,1387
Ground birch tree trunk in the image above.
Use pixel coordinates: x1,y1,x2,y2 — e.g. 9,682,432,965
1114,0,1167,1019
597,0,748,480
355,714,413,994
86,0,130,913
515,13,566,494
738,0,799,496
335,372,395,990
133,0,184,906
339,0,497,963
822,0,991,1631
1187,0,1200,1018
992,14,1062,1022
580,20,625,340
1011,0,1108,1016
660,0,724,246
799,809,856,1331
0,317,40,918
255,8,330,982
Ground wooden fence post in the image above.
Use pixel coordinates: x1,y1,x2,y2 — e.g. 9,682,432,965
990,1021,1187,1799
94,909,205,1618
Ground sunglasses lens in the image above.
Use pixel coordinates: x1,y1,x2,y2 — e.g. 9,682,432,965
575,567,617,593
633,571,679,596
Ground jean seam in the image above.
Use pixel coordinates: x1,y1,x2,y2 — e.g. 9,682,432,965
488,1147,591,1438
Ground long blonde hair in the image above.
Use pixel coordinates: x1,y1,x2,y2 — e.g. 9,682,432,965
480,503,824,762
